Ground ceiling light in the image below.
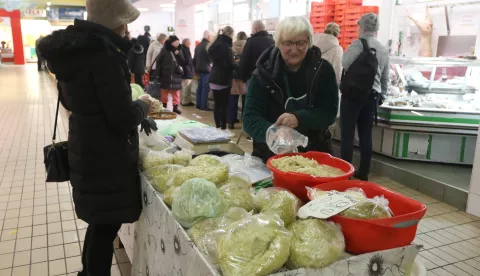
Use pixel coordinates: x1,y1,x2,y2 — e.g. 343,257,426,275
160,4,175,8
162,8,175,12
137,8,149,12
46,7,51,11
47,2,51,6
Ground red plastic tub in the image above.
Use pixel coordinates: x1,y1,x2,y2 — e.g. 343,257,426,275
266,152,354,202
308,180,427,254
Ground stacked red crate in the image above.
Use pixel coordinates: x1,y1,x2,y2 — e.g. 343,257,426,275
310,1,336,33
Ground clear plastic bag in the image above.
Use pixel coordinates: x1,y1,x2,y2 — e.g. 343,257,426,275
142,149,174,172
178,127,230,143
163,186,180,207
139,127,169,151
340,195,393,219
287,219,345,269
266,125,308,154
138,94,162,112
222,173,252,189
219,183,255,212
307,187,366,202
172,178,226,228
167,165,229,187
254,188,301,227
172,149,194,166
190,154,224,167
187,207,250,265
217,213,291,276
145,164,184,193
220,154,265,173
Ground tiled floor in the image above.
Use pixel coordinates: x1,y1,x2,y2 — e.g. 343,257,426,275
0,65,479,276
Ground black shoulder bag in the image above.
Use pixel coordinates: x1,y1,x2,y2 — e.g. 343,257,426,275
43,92,69,182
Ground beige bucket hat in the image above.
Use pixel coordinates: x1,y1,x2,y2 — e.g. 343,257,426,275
86,0,140,30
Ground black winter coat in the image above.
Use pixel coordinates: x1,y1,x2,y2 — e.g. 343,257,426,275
156,43,185,90
181,45,194,79
193,38,211,74
237,31,275,82
128,44,146,75
137,34,151,60
208,35,234,87
37,19,149,224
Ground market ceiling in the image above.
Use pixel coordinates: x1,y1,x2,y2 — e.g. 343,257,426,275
0,0,86,10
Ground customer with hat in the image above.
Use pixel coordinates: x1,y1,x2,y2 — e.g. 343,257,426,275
155,35,185,114
340,13,390,181
37,0,155,275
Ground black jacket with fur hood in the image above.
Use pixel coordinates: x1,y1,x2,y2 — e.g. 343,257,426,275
128,42,146,75
37,19,149,224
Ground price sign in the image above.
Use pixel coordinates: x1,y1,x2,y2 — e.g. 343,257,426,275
298,191,358,220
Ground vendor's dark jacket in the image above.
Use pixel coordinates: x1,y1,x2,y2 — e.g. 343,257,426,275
128,43,146,75
193,38,211,74
236,30,275,82
208,34,234,87
243,45,339,162
180,45,194,79
37,19,149,224
156,41,185,90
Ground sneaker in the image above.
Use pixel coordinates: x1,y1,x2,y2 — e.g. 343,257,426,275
246,136,253,142
223,129,235,138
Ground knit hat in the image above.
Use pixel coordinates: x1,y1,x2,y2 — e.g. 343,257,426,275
168,35,180,44
325,22,340,37
86,0,140,30
358,13,380,33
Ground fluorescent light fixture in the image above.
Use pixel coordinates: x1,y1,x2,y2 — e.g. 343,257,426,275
162,8,175,12
137,8,149,12
47,2,51,6
160,4,175,8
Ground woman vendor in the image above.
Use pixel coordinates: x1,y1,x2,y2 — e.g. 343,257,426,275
243,16,339,162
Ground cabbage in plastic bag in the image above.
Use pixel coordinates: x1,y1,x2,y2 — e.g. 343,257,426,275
146,164,184,193
219,183,255,212
340,195,393,219
217,213,292,276
172,178,225,228
131,83,144,100
287,219,345,269
266,125,308,154
190,154,224,167
163,186,180,207
143,150,174,172
173,149,193,166
188,207,250,264
221,173,252,189
255,188,301,226
169,166,229,187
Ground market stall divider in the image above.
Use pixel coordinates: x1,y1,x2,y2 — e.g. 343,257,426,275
0,9,24,64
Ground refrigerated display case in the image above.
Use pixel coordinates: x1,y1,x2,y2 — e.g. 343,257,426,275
333,56,480,165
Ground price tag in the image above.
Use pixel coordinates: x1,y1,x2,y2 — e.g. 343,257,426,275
298,191,358,220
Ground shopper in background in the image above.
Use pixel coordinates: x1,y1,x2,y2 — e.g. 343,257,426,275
37,0,155,275
313,22,343,84
228,31,248,129
180,38,195,106
207,26,235,137
193,30,213,111
146,33,167,79
35,35,45,71
236,20,275,140
340,13,389,181
156,35,185,114
137,29,151,62
128,38,146,88
243,16,339,162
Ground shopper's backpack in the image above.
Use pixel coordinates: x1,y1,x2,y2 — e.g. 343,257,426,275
340,39,378,100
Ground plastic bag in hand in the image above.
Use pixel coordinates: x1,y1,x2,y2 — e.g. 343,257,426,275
266,125,308,154
217,213,292,276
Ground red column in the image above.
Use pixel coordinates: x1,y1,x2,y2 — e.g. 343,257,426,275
0,9,25,65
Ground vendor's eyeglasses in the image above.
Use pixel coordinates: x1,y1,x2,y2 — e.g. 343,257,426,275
281,40,308,50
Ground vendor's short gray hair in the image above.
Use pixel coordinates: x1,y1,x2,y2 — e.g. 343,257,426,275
275,16,314,48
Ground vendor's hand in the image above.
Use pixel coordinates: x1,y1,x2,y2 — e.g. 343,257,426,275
275,113,299,128
140,118,158,136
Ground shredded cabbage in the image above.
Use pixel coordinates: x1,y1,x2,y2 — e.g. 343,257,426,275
255,188,301,227
219,183,255,212
271,155,344,177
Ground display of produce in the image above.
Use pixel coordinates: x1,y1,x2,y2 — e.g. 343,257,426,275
163,186,180,207
341,196,393,220
173,149,193,166
287,219,345,269
190,154,224,167
222,173,252,189
270,155,345,177
255,188,301,226
143,150,175,172
139,132,171,152
172,178,225,228
217,213,292,276
219,183,255,212
168,165,229,187
131,83,144,100
187,207,250,265
146,164,184,193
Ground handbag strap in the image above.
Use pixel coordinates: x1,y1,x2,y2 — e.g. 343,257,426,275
52,92,61,143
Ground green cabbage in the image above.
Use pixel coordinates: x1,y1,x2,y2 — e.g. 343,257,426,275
163,186,180,207
188,207,250,264
340,196,392,219
172,178,225,228
190,155,223,167
147,164,184,193
217,213,291,276
287,219,345,269
131,84,144,100
169,166,229,187
255,188,301,226
219,183,255,212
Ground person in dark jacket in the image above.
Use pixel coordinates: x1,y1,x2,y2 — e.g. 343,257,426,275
137,29,151,62
180,38,194,106
193,30,213,110
208,26,235,137
37,1,154,275
128,38,146,88
156,35,185,114
36,35,46,71
236,20,275,83
243,17,339,163
228,31,248,129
